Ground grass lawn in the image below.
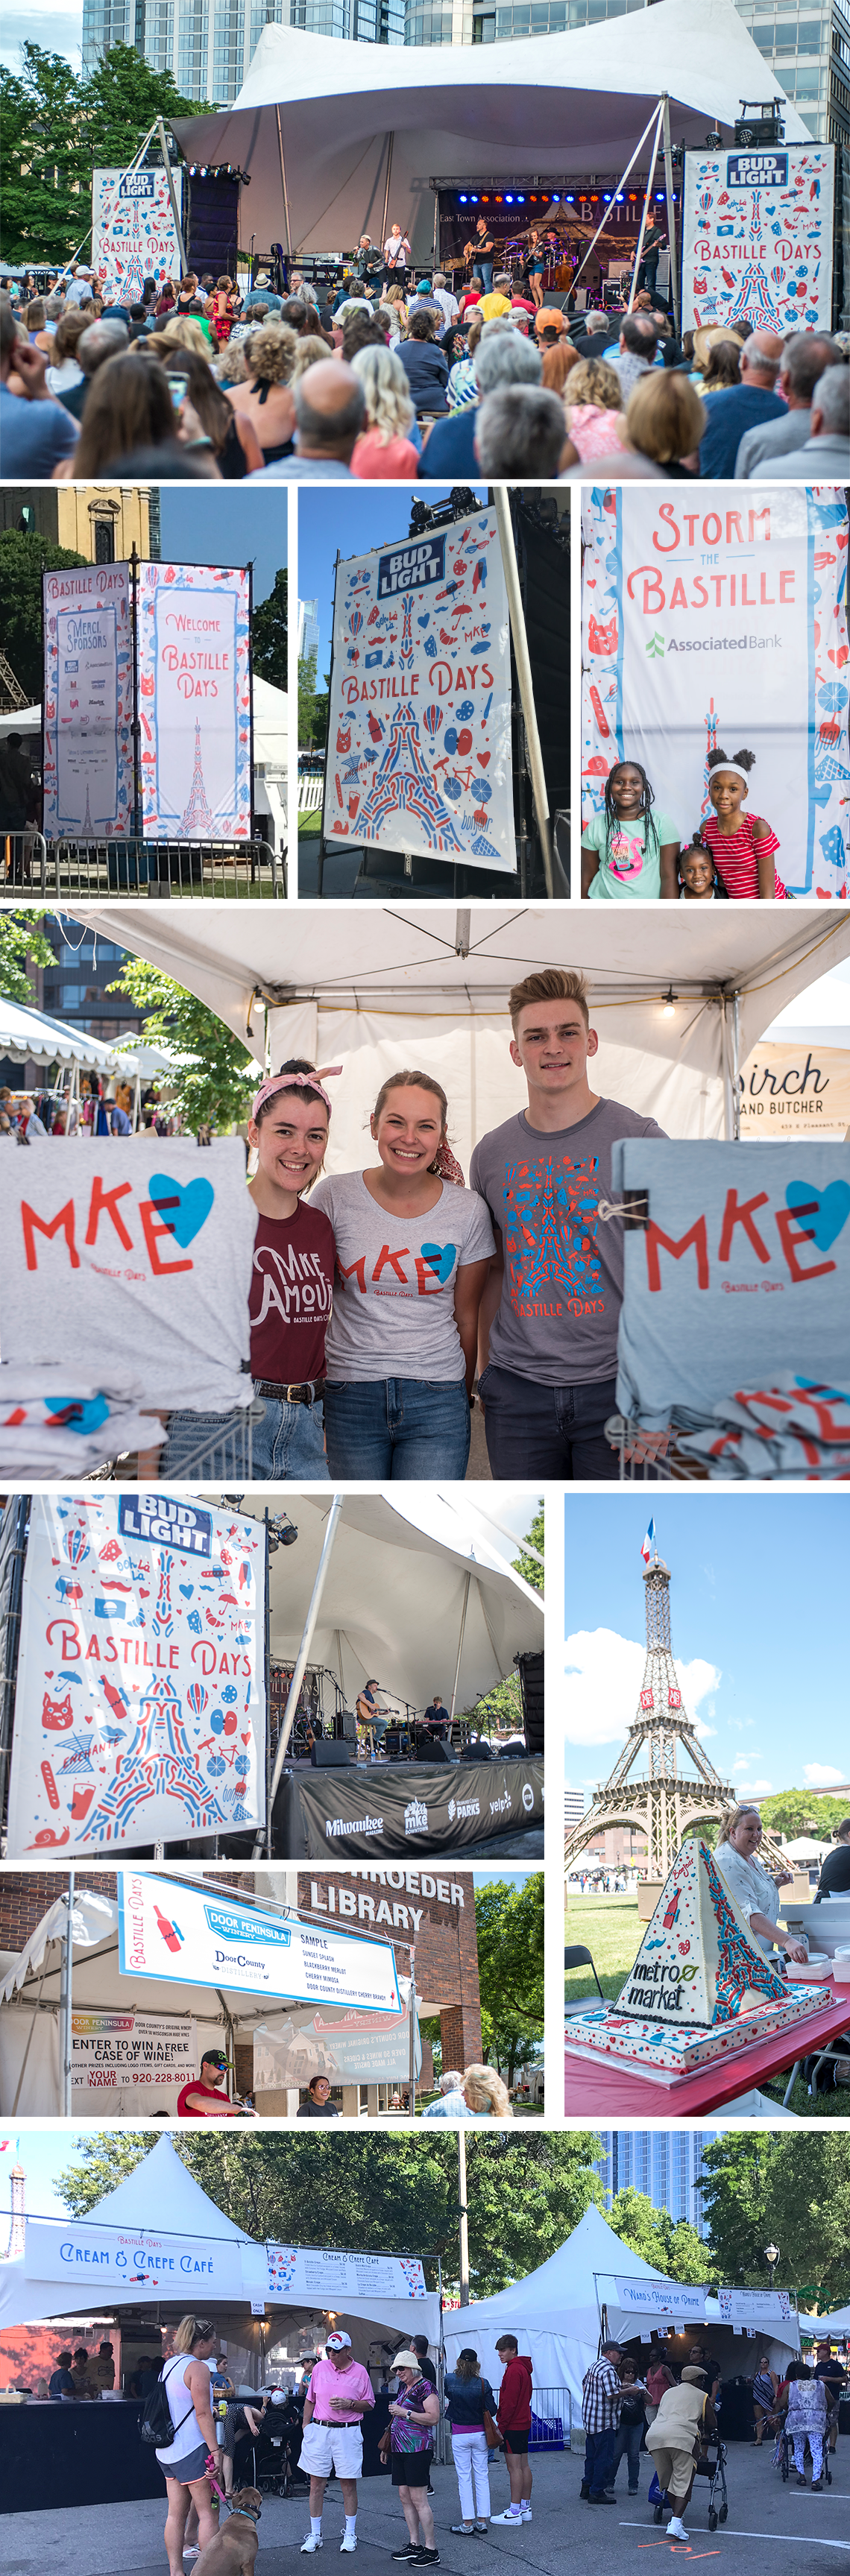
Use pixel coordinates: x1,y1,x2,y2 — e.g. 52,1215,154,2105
298,809,322,837
564,1894,641,2002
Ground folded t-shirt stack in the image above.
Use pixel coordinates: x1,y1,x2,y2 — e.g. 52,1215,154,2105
0,1371,165,1478
673,1374,850,1479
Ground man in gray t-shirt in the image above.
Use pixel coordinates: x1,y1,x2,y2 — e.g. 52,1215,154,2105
469,968,669,1478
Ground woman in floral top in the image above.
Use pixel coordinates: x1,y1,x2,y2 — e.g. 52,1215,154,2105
386,2351,440,2566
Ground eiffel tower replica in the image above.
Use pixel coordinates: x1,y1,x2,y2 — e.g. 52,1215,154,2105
180,717,215,836
564,1538,781,1880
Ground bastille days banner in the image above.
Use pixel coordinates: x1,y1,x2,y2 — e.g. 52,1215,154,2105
682,142,834,336
325,507,514,871
137,561,252,839
6,1491,265,1856
42,564,133,839
582,485,849,899
92,166,183,300
119,1872,403,2014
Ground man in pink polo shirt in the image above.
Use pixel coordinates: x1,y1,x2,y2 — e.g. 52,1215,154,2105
299,2332,374,2554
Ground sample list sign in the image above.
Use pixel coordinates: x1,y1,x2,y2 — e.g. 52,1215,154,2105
42,564,133,839
265,2245,426,2300
582,485,849,898
119,1872,403,2012
137,561,251,839
326,507,514,871
682,142,834,335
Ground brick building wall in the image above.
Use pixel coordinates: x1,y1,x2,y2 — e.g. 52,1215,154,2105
299,1869,482,2067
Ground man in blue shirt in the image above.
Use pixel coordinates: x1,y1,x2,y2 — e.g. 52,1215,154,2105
698,329,785,479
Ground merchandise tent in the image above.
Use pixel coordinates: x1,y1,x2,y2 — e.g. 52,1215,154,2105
169,0,806,261
0,995,137,1079
0,2133,441,2378
75,906,850,1160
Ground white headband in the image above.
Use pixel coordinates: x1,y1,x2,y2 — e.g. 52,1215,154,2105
710,763,751,786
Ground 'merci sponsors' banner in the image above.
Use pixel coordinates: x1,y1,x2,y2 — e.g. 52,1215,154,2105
92,167,183,298
42,564,133,839
119,1872,403,2013
265,2245,426,2302
682,142,834,335
581,486,849,899
137,561,252,839
72,2009,196,2110
24,2214,245,2296
326,508,514,871
6,1491,265,1857
612,2278,708,2320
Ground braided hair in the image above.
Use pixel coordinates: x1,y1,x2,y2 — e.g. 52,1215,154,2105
603,761,658,866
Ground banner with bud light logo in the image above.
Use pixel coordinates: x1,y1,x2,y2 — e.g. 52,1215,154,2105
682,142,834,334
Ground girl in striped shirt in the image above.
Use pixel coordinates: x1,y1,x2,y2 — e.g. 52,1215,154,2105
696,746,787,900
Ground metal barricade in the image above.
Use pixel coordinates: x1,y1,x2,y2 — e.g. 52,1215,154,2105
1,830,47,890
1,836,285,899
605,1415,705,1483
529,2388,572,2451
98,1402,260,1481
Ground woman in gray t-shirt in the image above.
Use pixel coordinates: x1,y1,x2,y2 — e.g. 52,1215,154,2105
312,1071,494,1478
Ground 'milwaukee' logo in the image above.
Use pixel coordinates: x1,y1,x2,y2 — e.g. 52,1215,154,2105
628,502,796,616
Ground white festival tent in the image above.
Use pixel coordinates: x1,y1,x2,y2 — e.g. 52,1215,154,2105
802,2305,850,2339
170,0,807,260
0,2133,441,2377
0,994,138,1078
75,906,850,1157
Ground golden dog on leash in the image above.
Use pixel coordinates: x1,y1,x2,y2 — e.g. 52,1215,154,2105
193,2488,262,2574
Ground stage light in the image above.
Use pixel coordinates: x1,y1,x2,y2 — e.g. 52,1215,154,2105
459,192,468,201
603,193,611,202
565,194,573,202
471,193,478,202
517,194,524,202
505,193,513,203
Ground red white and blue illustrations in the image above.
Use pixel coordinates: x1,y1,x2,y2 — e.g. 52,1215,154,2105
326,507,514,871
136,561,252,840
7,1493,265,1857
582,485,849,899
681,143,834,335
42,564,133,839
265,2246,427,2300
92,167,183,300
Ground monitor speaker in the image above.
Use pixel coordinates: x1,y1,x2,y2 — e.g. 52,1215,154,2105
514,1650,544,1755
310,1739,352,1767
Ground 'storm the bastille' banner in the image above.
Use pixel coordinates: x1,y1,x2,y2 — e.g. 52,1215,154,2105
682,142,834,336
136,561,252,839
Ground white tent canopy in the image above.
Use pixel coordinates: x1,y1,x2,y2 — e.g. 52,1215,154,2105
233,1490,543,1716
0,2133,441,2364
74,905,850,1154
802,2306,850,2339
0,994,138,1075
170,0,805,256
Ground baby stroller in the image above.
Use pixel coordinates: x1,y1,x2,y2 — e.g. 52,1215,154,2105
254,2395,309,2497
650,2434,728,2534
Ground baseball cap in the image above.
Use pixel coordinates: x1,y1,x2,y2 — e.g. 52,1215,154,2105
326,2332,352,2352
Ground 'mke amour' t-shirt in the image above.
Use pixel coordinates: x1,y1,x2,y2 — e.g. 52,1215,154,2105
310,1172,494,1381
249,1199,335,1383
470,1100,667,1386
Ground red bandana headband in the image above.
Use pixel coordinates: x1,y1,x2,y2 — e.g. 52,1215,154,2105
251,1066,341,1123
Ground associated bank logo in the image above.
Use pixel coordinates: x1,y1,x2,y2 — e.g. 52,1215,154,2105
522,1782,535,1813
403,1798,428,1835
447,1797,480,1822
489,1792,511,1816
646,631,664,659
325,1814,384,1838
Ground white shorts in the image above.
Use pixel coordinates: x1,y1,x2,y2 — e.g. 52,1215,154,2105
299,2419,364,2481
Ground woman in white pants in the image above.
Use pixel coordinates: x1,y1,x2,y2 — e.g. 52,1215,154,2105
444,2349,498,2535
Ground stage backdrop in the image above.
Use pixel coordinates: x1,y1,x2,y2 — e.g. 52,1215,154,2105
71,2008,196,2112
137,561,252,839
92,166,183,300
5,1491,265,1857
325,508,514,872
682,141,834,335
42,564,133,840
581,484,849,900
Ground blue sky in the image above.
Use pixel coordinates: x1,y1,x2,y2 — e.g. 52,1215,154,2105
564,1493,849,1801
160,489,286,608
298,487,488,684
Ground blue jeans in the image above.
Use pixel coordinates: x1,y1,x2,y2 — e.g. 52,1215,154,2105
479,1363,620,1480
609,2420,643,2493
323,1378,470,1480
584,2426,616,2499
160,1395,330,1480
473,261,494,294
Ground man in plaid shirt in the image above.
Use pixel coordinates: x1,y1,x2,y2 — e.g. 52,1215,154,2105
581,2343,624,2502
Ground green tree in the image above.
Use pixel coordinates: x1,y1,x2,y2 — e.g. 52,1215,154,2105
252,567,288,695
106,957,257,1131
759,1790,847,1843
0,48,89,268
298,651,318,752
512,1501,544,1597
81,45,209,171
57,2132,154,2212
475,1876,544,2083
0,531,88,707
310,673,330,755
700,2133,850,2305
0,910,55,1003
608,2186,714,2288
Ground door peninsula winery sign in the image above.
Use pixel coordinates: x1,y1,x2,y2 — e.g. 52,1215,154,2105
5,1491,265,1856
325,507,514,871
581,485,849,900
682,142,834,335
119,1872,403,2014
42,558,252,842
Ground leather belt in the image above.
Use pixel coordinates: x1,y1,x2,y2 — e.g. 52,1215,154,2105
312,2417,361,2427
253,1377,326,1404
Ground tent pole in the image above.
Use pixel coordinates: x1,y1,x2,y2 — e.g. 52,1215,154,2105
60,1870,75,2118
264,1512,273,1860
259,1494,344,1848
458,2131,470,2306
409,1946,417,2109
276,107,293,264
156,119,188,274
626,101,665,314
572,104,665,294
449,1571,471,1724
493,488,554,897
661,95,680,335
380,134,395,259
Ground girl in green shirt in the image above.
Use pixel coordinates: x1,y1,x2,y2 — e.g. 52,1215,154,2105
582,760,679,900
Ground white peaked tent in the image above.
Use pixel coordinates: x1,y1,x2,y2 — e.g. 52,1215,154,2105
72,906,850,1157
170,0,806,258
442,2202,679,2413
0,995,137,1076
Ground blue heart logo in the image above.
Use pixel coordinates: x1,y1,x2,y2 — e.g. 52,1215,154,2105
149,1173,214,1248
179,1583,194,1600
421,1242,456,1283
785,1179,850,1252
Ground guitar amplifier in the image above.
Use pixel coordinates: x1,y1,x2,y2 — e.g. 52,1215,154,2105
310,1739,353,1767
340,1708,358,1742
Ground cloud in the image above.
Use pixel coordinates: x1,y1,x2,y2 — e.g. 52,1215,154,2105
803,1764,845,1788
732,1758,749,1774
734,1780,774,1799
563,1626,720,1749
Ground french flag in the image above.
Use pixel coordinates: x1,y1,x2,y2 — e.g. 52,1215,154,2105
640,1519,656,1565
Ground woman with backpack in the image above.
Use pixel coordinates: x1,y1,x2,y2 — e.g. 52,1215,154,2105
149,2314,220,2576
444,2347,500,2536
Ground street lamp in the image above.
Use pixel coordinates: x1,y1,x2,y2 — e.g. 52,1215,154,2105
765,2243,780,2288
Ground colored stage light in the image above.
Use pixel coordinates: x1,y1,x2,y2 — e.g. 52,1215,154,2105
517,194,524,202
505,193,513,202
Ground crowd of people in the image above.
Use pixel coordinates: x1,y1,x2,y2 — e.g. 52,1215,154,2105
581,2334,846,2537
3,256,846,482
0,1075,180,1141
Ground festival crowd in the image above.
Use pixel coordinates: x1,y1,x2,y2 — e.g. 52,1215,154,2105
581,2334,846,2538
1,254,847,482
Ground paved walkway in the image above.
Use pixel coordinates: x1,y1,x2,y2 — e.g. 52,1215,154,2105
2,2439,846,2576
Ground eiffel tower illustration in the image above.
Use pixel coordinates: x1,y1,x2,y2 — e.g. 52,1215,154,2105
357,698,466,853
180,717,215,836
701,696,719,818
564,1537,782,1881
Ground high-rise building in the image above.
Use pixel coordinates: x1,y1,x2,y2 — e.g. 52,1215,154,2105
298,596,321,668
564,1787,585,1829
596,2130,714,2234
